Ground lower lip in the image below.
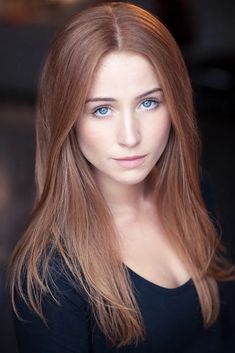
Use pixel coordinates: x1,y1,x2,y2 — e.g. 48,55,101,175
114,156,146,168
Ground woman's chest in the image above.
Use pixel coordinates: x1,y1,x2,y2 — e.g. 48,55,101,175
90,273,222,353
117,217,190,288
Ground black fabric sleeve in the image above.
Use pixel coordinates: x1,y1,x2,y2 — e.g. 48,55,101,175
13,271,91,353
219,280,235,352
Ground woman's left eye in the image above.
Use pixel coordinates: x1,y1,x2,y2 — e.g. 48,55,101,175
141,99,159,110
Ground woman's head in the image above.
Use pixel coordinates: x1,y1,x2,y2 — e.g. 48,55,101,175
36,1,197,197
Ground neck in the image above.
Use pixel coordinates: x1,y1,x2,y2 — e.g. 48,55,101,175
94,174,153,217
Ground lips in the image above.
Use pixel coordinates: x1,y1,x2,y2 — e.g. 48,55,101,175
113,154,147,168
114,154,147,161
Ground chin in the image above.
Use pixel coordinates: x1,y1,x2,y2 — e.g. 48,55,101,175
115,171,151,185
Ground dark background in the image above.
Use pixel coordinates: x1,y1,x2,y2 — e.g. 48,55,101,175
0,1,235,352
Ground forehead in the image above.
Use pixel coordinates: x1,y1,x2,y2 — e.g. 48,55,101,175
88,52,161,98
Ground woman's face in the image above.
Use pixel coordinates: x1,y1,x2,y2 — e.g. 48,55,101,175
77,52,171,189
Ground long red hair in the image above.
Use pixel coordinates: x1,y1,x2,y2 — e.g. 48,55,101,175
9,2,234,348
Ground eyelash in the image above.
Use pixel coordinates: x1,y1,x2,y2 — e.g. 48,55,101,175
91,98,161,118
92,106,112,118
141,98,160,110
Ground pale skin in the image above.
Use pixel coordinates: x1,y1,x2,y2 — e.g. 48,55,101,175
78,52,190,288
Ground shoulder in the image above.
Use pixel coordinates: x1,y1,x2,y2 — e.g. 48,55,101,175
219,280,235,350
13,254,91,352
15,253,89,319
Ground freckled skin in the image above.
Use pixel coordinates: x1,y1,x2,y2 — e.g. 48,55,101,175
77,52,171,191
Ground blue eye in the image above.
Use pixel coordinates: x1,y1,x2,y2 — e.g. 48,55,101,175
93,106,110,118
141,99,159,110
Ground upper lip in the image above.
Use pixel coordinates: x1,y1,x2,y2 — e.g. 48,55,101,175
114,154,147,161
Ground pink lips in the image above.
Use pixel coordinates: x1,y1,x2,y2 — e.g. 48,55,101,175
114,155,147,168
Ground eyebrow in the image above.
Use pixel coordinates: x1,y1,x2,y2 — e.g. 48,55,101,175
85,88,163,104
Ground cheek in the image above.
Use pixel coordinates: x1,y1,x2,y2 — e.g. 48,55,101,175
148,114,171,146
77,122,109,157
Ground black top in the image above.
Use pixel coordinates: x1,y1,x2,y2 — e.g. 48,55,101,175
13,264,235,353
13,175,235,352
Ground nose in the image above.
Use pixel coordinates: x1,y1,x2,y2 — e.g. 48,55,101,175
117,111,141,147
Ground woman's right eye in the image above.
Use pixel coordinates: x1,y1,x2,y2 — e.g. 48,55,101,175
92,106,111,118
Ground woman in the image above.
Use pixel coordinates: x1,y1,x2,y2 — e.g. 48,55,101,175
9,2,235,352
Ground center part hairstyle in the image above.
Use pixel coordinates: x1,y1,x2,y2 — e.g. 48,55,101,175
9,1,234,348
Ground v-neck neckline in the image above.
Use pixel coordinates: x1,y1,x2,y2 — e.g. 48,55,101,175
125,265,193,295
